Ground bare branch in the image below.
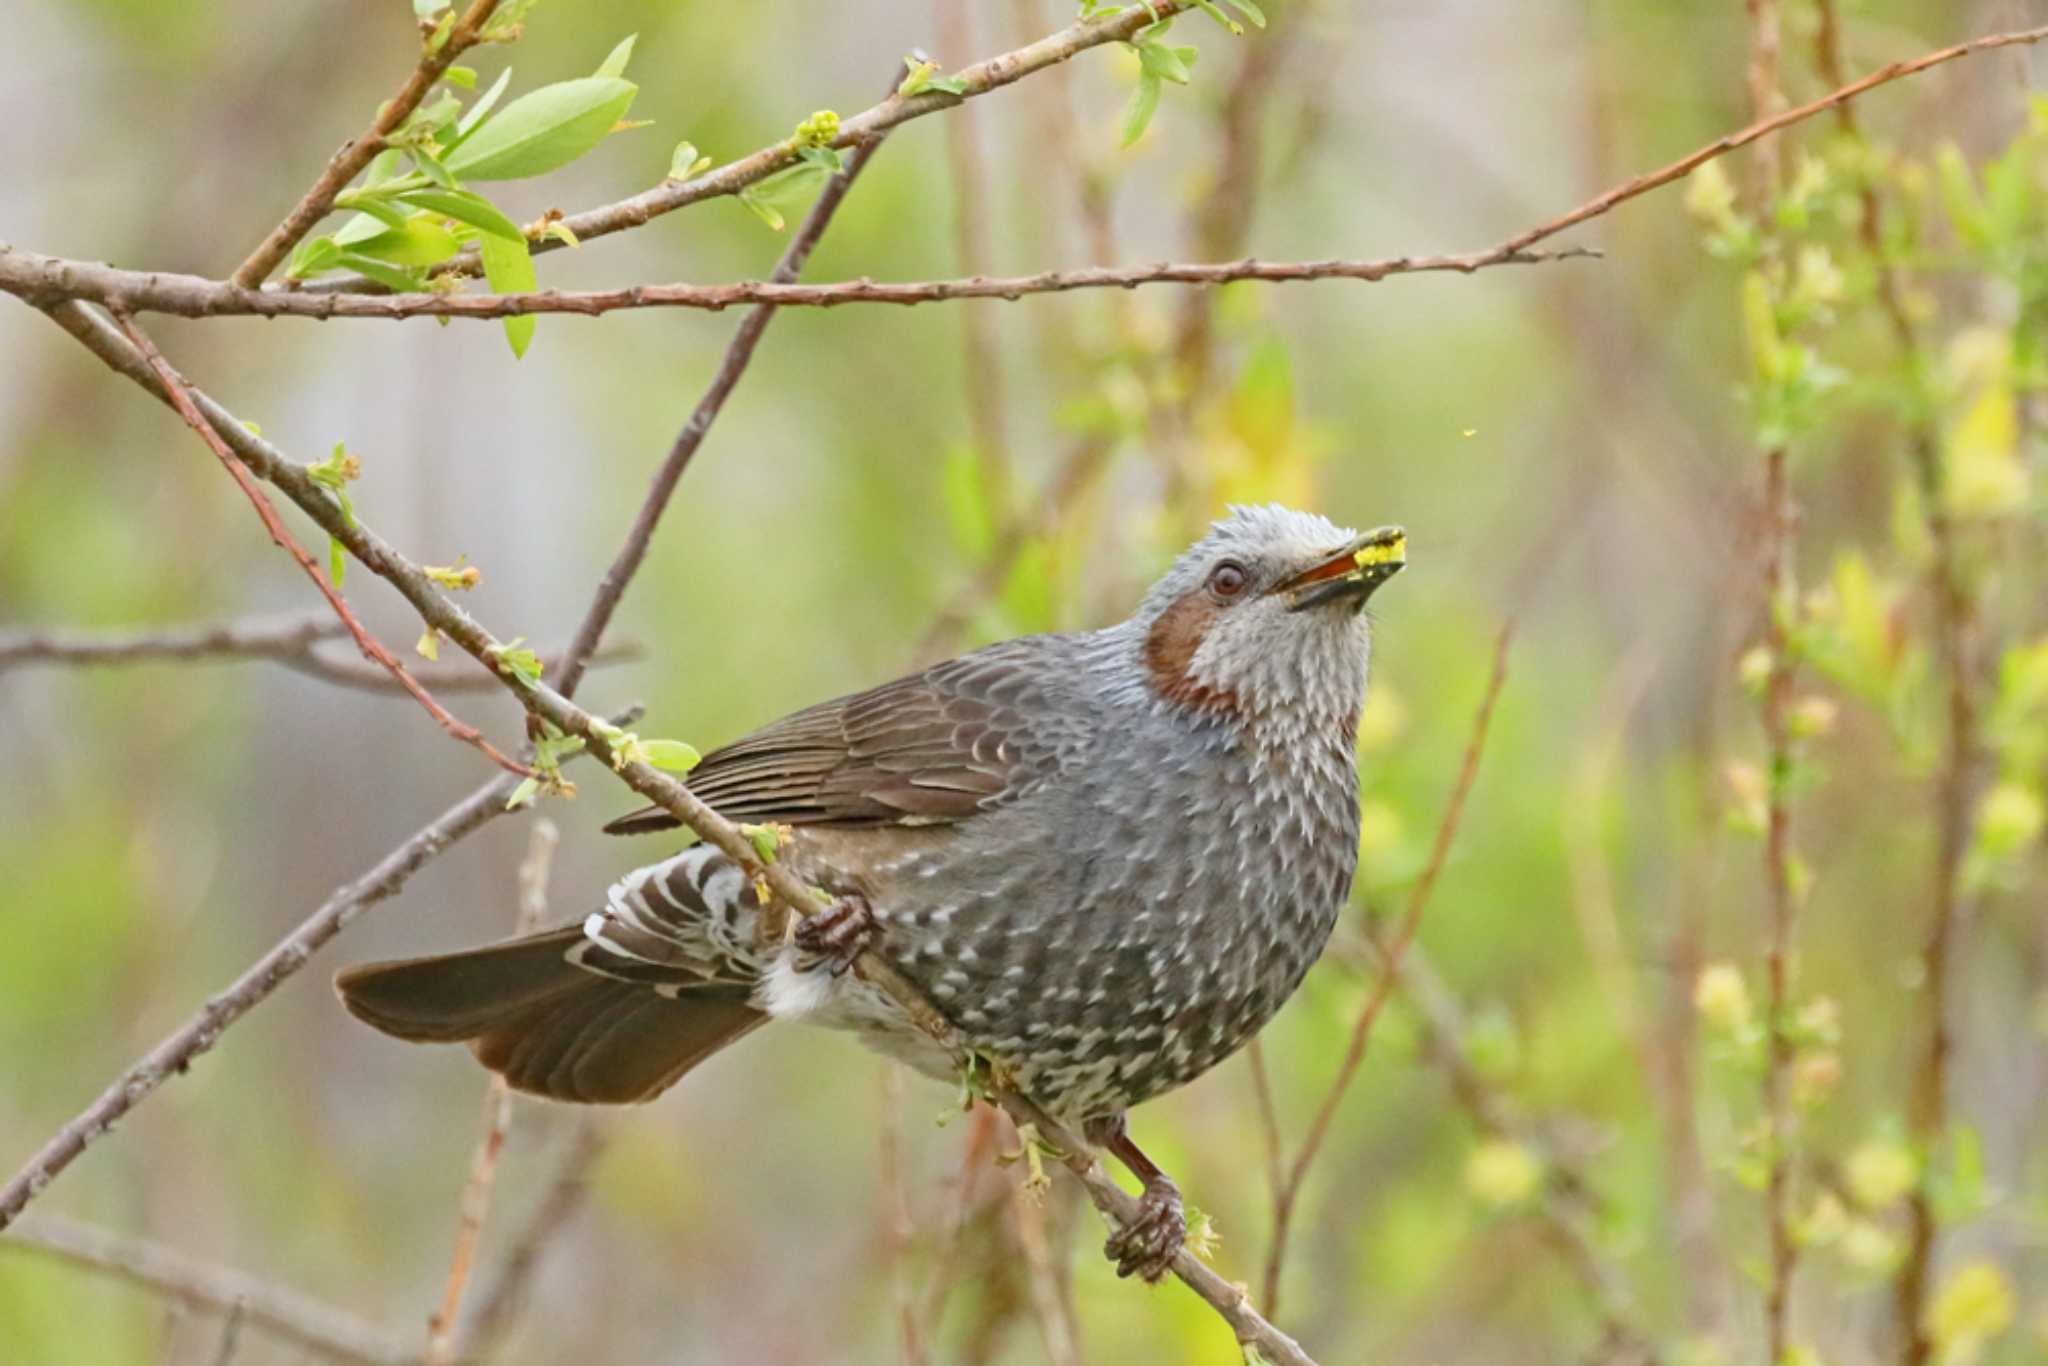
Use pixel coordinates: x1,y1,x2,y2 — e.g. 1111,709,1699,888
457,1120,604,1361
3,1215,412,1366
554,61,903,699
0,244,1597,322
111,309,536,781
0,614,637,692
1261,624,1513,1317
229,0,503,288
0,612,341,671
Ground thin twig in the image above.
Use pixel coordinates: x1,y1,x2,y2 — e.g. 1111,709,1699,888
0,244,1599,321
1260,624,1513,1317
1483,21,2048,260
111,310,536,781
0,612,341,670
228,0,502,287
424,820,558,1366
553,61,903,700
1741,7,1798,1352
207,1297,249,1366
920,1105,1004,1336
0,615,638,692
1008,1158,1083,1366
457,1120,605,1362
1808,10,1984,1355
2,1215,411,1366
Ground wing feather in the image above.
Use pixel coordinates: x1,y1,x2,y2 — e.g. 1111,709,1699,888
604,635,1090,834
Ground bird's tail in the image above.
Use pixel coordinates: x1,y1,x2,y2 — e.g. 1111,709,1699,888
336,925,765,1105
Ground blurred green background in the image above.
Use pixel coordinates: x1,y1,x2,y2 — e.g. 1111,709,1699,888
2,1,2045,1362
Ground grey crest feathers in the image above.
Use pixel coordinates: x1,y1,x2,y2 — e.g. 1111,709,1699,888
338,504,1393,1123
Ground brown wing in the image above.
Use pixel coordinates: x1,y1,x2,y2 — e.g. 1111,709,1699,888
604,637,1083,835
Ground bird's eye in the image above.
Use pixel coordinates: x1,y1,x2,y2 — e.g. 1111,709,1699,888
1208,561,1249,600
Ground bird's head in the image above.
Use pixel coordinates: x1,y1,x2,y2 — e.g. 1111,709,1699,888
1131,504,1404,730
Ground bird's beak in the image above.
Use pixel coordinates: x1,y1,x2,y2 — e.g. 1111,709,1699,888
1276,526,1407,612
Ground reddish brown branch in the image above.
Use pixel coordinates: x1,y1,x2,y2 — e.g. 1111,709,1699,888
229,0,502,288
112,310,534,780
1261,624,1514,1315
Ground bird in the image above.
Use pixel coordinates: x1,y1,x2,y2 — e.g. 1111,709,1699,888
337,504,1405,1282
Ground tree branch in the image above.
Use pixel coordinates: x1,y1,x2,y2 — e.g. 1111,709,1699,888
0,612,342,671
228,0,503,288
0,243,1597,321
1,1215,412,1366
0,614,637,692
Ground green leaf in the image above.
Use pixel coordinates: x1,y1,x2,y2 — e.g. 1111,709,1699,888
446,76,637,181
360,147,407,190
396,187,525,240
795,143,842,174
1192,0,1242,35
668,140,712,181
411,144,458,189
1223,0,1266,26
346,218,462,266
449,66,513,148
1138,42,1196,84
328,537,347,586
444,65,477,89
505,776,540,810
1122,72,1162,146
413,0,447,19
286,236,343,279
639,739,702,773
901,57,967,96
736,187,785,232
337,192,416,231
488,637,545,689
593,33,636,79
334,252,431,294
478,231,538,358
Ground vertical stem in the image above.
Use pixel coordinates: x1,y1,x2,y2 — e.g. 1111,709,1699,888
1810,9,1981,1354
1759,444,1799,1365
1743,6,1795,1358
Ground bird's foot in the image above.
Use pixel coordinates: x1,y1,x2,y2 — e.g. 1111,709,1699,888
792,894,876,976
1105,1175,1185,1283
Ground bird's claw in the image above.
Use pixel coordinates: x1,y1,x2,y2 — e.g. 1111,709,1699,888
793,894,876,976
1105,1178,1184,1283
